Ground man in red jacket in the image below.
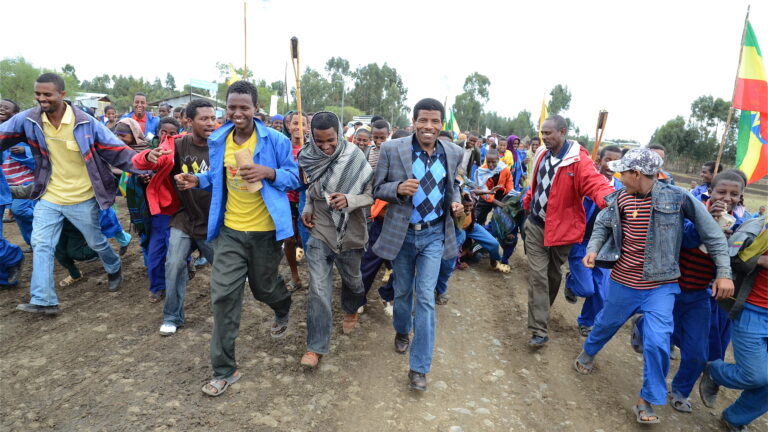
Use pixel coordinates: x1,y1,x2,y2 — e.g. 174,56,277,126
522,115,614,347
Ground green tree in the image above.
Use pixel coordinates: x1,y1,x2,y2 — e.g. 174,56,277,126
347,63,408,120
650,116,701,158
0,57,41,108
165,73,176,91
453,72,491,132
508,110,535,138
61,64,78,83
547,84,571,115
292,67,331,113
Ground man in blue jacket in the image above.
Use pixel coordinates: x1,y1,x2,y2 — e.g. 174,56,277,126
175,81,300,397
121,92,159,139
0,73,142,314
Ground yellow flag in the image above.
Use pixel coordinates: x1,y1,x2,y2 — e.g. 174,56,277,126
538,99,548,141
227,64,239,86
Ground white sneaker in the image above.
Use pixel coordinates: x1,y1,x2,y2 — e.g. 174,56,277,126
383,301,393,317
159,323,177,336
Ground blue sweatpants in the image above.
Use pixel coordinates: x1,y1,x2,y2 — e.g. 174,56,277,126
11,198,35,246
583,279,679,405
670,289,711,398
297,190,309,251
708,296,732,361
0,204,23,285
566,243,608,327
147,214,170,294
710,303,768,428
435,229,465,295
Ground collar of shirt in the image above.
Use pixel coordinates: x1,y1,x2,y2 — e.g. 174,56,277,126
411,134,445,157
547,139,571,160
42,104,74,129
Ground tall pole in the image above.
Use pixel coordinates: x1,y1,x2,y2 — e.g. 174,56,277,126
291,37,304,148
714,5,750,176
243,1,247,80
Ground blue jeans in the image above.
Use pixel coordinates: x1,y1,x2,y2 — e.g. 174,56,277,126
392,222,444,374
566,244,608,327
710,303,768,427
11,198,35,246
31,199,120,306
306,236,365,355
0,204,23,285
163,227,214,326
467,223,502,262
583,280,679,405
147,214,170,294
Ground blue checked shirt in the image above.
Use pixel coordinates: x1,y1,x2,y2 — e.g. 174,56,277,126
410,136,447,224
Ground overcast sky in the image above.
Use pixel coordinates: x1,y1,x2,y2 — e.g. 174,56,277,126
3,0,766,142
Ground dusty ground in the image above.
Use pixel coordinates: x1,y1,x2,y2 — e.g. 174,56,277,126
1,204,766,432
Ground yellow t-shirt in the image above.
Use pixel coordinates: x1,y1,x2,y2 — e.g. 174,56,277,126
223,129,276,231
500,150,514,167
41,105,94,205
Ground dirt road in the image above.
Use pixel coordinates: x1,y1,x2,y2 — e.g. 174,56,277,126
1,213,764,431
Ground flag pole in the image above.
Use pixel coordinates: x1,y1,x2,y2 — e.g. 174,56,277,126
243,1,247,80
290,37,304,148
714,5,750,176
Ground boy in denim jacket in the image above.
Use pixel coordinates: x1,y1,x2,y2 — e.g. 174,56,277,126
572,148,733,425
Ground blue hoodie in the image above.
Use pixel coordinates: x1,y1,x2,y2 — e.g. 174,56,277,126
196,118,300,242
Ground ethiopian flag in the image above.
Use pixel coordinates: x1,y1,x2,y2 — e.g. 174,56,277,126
734,21,768,184
443,109,461,140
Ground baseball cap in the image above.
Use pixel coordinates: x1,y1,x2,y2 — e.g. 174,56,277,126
608,148,663,176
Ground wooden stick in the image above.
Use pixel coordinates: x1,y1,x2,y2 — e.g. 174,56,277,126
591,110,608,161
290,37,304,148
715,5,750,176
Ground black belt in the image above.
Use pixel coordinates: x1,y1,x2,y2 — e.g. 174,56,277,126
408,216,444,231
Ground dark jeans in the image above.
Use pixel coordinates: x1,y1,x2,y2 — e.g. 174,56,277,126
360,218,393,303
306,236,365,355
54,219,98,279
209,227,291,379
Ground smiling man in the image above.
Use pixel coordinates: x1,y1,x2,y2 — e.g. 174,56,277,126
298,111,373,368
133,99,218,337
0,73,141,313
522,115,615,348
175,80,299,397
121,92,159,139
372,98,464,391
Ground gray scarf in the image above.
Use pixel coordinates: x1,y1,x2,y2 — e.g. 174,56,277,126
298,111,373,249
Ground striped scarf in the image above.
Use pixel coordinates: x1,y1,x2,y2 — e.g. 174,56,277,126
298,112,373,249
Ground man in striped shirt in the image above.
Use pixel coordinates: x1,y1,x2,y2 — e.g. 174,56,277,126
573,148,733,425
1,99,35,250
